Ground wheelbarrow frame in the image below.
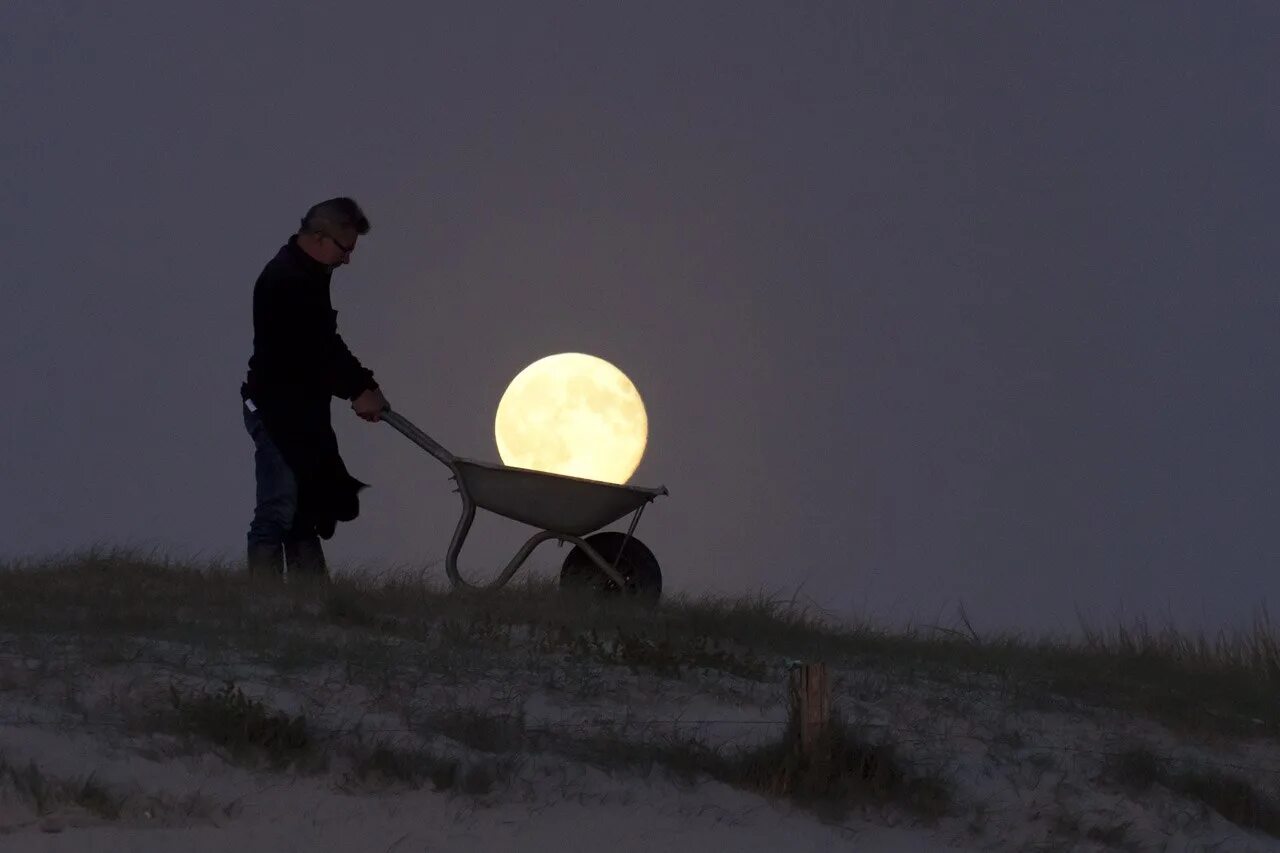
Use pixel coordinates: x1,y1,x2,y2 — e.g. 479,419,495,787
381,407,668,592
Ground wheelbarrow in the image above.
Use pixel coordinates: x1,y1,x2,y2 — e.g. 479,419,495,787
380,407,669,600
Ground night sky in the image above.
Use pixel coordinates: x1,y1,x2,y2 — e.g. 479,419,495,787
3,3,1277,636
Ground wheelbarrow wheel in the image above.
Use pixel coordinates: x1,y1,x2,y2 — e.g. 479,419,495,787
560,531,662,603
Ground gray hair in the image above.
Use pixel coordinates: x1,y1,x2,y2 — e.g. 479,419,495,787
299,197,370,236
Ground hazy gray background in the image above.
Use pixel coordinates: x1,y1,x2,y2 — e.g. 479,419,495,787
2,2,1277,636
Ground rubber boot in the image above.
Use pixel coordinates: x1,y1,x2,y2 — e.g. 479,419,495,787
284,535,328,578
247,542,284,577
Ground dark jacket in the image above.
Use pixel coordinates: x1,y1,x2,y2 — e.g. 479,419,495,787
241,236,379,539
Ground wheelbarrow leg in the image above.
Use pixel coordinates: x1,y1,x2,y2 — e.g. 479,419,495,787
444,500,627,592
443,479,477,589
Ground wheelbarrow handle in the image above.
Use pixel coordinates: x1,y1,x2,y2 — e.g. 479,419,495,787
378,404,492,592
380,406,457,469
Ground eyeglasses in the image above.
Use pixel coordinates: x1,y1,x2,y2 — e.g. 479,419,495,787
323,232,356,256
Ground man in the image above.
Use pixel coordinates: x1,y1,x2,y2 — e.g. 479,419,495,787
240,197,389,578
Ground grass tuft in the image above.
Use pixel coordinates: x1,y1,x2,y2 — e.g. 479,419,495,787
165,681,314,770
429,707,528,754
1104,745,1280,837
722,716,952,822
343,737,516,796
544,713,950,822
2,756,128,820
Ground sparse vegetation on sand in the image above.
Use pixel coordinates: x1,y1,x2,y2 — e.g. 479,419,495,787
0,548,1277,847
0,751,219,829
1103,745,1280,838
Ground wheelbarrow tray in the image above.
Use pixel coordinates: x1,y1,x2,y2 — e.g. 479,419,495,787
452,457,667,537
380,407,668,592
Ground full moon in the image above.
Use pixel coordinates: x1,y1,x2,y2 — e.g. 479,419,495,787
494,353,648,485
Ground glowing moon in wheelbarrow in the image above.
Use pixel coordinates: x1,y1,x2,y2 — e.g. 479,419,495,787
494,353,648,485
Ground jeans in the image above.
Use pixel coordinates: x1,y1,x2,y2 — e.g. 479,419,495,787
243,401,328,575
243,402,299,547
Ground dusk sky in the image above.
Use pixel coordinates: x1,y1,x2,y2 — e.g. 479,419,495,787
3,3,1277,636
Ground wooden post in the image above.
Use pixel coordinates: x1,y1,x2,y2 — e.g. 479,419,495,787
788,662,831,757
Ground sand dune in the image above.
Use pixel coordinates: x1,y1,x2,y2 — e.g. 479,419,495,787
0,554,1277,852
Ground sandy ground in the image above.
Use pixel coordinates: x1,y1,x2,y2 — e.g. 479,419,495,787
0,717,959,852
6,777,955,853
0,623,1277,852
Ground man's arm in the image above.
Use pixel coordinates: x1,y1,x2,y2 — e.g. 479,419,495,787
327,316,377,399
327,314,387,421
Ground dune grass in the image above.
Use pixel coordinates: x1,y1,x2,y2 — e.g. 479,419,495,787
162,681,316,771
1,756,126,820
341,736,514,796
0,548,1275,743
1,547,1279,836
0,751,218,825
1104,744,1280,838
